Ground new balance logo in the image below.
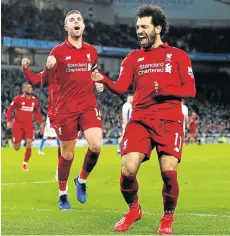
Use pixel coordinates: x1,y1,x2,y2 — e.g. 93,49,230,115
137,57,144,62
65,56,71,60
188,66,194,78
58,127,62,135
123,139,128,150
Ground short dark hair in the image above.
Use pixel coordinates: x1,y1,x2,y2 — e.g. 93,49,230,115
22,82,31,89
135,5,169,37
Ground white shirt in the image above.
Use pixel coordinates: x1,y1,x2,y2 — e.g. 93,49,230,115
122,102,132,127
182,104,188,131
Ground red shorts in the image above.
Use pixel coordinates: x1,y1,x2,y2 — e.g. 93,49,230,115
12,122,34,144
53,106,102,141
120,119,184,161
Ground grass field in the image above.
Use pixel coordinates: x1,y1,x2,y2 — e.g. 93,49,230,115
1,144,230,235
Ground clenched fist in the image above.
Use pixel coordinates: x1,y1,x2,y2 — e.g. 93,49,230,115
95,82,104,92
7,122,12,129
21,58,31,69
91,71,104,82
46,56,56,69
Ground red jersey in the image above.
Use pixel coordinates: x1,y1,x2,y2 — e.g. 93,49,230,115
42,39,98,125
189,115,198,131
6,94,43,126
102,43,196,122
24,68,59,118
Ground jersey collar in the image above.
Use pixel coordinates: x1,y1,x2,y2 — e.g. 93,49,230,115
141,42,169,51
65,38,86,49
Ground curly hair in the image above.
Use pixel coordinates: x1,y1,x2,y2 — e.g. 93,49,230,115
135,5,169,37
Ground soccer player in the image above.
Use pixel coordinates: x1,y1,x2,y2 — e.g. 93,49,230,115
182,99,189,136
6,82,44,171
91,5,196,234
187,111,199,144
41,10,103,210
117,94,133,154
21,58,61,156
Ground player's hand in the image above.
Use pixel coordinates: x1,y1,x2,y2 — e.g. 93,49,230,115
46,56,56,69
7,122,12,129
154,81,159,94
95,82,104,92
91,71,104,82
21,58,31,69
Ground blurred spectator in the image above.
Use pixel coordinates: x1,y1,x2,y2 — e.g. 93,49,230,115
2,3,230,52
1,67,230,145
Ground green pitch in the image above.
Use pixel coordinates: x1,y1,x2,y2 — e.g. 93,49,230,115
2,144,230,235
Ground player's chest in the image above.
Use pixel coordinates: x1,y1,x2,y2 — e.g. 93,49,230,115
58,51,93,73
133,52,178,82
19,100,35,112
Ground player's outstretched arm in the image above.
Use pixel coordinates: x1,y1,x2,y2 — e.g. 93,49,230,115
91,55,134,95
6,98,17,128
41,55,58,86
157,50,196,98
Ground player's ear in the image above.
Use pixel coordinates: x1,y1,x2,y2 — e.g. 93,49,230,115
64,24,68,32
155,25,162,35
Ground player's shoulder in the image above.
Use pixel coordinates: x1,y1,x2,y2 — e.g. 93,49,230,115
14,95,23,101
49,40,67,54
84,42,98,53
169,46,190,59
122,49,140,63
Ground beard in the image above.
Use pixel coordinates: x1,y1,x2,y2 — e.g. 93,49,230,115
144,33,156,49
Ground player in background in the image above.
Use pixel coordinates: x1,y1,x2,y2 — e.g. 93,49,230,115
6,82,44,171
92,5,196,234
117,94,133,154
21,58,61,156
182,99,189,137
42,10,104,210
187,111,199,144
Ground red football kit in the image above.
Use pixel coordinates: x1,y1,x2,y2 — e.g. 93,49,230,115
24,68,59,122
189,116,198,135
101,43,196,160
6,95,43,143
42,38,102,141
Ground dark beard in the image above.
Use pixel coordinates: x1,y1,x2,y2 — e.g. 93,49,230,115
144,34,156,49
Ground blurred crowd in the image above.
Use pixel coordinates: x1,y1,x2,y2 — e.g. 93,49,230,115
1,67,230,145
2,2,230,52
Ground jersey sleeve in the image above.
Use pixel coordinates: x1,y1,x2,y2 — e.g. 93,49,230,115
6,97,19,123
23,68,41,85
101,52,134,94
34,99,44,124
41,47,59,86
160,49,196,98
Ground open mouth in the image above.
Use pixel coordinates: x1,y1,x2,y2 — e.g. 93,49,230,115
74,26,80,30
138,36,148,44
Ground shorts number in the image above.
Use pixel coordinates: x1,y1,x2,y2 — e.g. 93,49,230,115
174,133,182,153
94,108,101,120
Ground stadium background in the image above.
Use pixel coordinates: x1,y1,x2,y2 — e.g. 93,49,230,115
1,0,230,235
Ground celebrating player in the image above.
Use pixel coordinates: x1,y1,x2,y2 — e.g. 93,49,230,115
21,57,60,155
41,10,103,210
6,82,44,171
92,5,196,234
117,94,133,154
187,111,199,144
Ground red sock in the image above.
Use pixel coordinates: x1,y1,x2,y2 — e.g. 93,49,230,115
120,174,139,208
161,171,179,214
57,146,61,159
58,155,73,191
80,148,100,180
24,148,32,163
